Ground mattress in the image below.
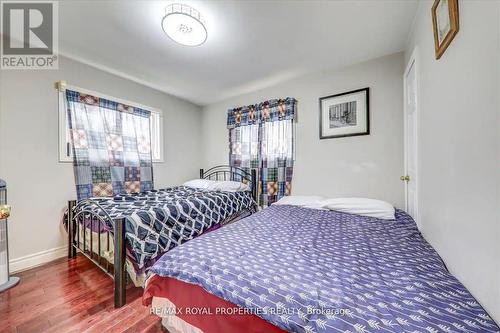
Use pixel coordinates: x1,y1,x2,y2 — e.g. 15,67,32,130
144,205,500,333
76,209,252,287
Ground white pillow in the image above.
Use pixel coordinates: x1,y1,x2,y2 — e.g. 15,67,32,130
208,180,249,192
273,196,325,207
183,179,216,189
320,197,395,220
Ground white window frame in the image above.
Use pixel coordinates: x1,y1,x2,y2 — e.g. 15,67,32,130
58,84,164,163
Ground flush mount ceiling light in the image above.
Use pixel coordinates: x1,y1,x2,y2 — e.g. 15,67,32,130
162,3,207,46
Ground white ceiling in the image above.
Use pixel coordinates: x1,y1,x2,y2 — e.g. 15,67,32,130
59,0,418,106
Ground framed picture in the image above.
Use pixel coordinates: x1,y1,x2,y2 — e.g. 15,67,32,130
432,0,459,59
319,88,369,139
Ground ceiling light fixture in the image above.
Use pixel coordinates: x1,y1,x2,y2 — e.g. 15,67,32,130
161,4,207,47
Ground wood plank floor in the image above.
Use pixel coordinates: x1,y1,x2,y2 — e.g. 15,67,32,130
0,255,165,333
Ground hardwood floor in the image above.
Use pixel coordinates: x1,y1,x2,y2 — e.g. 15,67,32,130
0,255,164,333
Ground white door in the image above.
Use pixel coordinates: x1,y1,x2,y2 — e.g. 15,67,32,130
403,52,418,223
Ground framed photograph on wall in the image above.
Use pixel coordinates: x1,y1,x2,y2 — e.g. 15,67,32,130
432,0,459,59
319,87,369,139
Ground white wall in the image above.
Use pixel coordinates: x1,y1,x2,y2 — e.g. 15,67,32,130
405,0,500,322
0,56,202,267
201,53,405,207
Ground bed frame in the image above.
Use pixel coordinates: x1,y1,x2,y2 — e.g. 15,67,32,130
67,165,257,308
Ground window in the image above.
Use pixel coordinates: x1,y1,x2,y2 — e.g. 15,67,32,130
58,85,164,163
260,120,295,161
230,120,295,164
229,118,296,207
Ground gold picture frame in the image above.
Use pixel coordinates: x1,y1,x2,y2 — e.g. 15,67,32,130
432,0,459,59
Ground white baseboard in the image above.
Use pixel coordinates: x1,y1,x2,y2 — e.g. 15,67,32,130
9,246,67,273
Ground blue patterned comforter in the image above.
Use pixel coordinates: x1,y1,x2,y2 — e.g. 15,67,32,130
74,186,255,269
150,205,499,333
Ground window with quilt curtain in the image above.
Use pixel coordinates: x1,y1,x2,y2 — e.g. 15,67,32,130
58,86,164,163
228,98,296,207
65,89,155,200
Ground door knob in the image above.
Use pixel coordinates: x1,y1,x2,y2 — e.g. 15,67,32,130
400,175,410,182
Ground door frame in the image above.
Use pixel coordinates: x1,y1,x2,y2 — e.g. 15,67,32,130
403,47,420,227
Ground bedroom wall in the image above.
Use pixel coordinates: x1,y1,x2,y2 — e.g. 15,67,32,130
0,56,202,268
405,0,500,322
201,53,405,208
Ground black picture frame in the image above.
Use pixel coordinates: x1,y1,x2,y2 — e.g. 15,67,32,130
319,87,370,139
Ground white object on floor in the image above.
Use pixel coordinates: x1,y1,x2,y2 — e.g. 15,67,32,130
0,219,19,292
320,197,395,220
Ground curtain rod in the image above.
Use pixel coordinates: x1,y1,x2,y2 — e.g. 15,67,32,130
53,80,162,114
54,80,67,92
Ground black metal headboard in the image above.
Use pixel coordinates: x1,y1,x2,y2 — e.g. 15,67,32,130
200,165,257,201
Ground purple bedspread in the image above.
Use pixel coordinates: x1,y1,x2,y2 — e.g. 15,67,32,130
151,205,499,333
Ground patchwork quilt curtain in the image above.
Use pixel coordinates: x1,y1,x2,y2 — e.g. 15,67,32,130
228,98,296,206
66,90,154,200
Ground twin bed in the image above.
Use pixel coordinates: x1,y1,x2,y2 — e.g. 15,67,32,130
66,173,499,332
66,165,257,307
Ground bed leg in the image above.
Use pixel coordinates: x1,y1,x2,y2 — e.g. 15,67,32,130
114,218,126,308
251,169,257,203
67,200,77,259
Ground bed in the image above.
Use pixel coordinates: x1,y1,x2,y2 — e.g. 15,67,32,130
66,165,257,308
143,203,500,333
